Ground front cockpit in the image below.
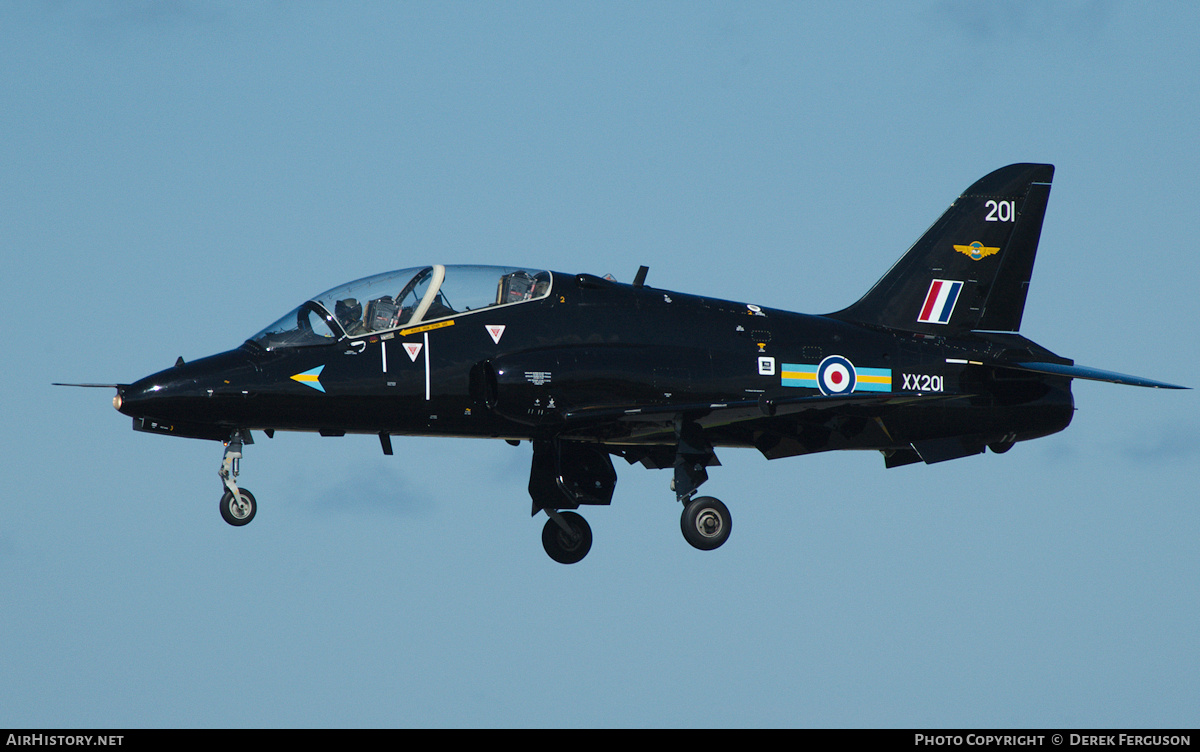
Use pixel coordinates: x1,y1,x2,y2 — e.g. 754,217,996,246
248,264,553,351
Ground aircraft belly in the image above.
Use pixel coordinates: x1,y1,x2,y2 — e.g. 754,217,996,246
877,382,1074,449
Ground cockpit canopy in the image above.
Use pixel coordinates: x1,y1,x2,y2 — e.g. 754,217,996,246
249,264,552,351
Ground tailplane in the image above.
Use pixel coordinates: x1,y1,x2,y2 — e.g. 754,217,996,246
993,361,1187,390
830,163,1054,335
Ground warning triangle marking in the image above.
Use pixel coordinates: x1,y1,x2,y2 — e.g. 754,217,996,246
403,342,423,362
486,325,506,344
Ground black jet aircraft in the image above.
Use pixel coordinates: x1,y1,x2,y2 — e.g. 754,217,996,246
59,164,1185,563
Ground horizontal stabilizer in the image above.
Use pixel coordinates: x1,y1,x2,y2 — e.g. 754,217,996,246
1006,362,1187,390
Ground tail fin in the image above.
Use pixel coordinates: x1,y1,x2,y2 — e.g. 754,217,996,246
830,163,1054,335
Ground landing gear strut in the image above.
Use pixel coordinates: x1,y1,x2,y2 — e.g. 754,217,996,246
528,440,611,564
672,419,732,552
218,430,256,526
525,430,735,560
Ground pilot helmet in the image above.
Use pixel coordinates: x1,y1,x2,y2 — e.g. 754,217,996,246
335,298,363,327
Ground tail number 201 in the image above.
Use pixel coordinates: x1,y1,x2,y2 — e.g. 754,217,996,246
985,199,1015,222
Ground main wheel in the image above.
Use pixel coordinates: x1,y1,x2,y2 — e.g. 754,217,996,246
541,511,592,564
219,488,257,527
681,496,731,551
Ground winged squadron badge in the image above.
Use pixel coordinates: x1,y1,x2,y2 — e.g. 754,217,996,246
953,241,1000,261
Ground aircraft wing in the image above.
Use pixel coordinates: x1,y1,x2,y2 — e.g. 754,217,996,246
561,390,962,434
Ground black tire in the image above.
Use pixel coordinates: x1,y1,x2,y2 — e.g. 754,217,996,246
541,511,592,564
219,488,257,527
681,496,731,551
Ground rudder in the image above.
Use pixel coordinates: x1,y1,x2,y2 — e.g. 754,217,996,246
830,163,1054,335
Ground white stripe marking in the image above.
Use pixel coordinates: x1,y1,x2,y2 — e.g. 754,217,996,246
424,332,431,401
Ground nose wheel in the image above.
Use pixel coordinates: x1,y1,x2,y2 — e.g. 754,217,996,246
218,430,257,527
220,488,257,526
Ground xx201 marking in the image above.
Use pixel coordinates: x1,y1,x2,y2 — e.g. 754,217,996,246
902,373,943,392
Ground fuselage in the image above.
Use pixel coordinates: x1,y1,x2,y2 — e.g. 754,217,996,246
116,266,1074,461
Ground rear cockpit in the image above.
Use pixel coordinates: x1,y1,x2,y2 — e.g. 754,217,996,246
249,264,552,351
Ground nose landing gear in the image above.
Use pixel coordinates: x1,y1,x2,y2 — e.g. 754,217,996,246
218,430,256,526
220,487,257,526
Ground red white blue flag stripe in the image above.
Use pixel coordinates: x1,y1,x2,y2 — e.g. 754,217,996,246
918,279,963,325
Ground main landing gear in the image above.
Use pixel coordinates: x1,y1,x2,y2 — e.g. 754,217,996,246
680,496,732,551
535,489,734,564
541,510,592,564
529,441,610,564
218,430,256,527
529,427,734,564
672,420,732,552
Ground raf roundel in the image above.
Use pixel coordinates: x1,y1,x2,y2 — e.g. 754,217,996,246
816,355,857,396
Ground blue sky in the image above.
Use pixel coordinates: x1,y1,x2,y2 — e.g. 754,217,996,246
2,1,1197,728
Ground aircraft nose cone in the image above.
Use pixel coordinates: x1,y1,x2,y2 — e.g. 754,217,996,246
115,349,256,420
114,377,168,418
113,349,260,441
